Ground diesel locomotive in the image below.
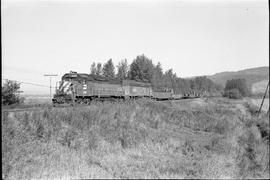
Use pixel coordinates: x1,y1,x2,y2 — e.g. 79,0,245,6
52,71,182,105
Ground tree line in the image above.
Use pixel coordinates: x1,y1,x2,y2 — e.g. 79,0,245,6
89,54,223,95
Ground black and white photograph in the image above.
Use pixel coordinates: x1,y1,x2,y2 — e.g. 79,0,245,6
2,0,269,179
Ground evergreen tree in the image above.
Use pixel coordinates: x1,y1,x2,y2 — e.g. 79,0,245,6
96,63,102,76
151,62,164,90
176,78,191,94
164,69,175,89
116,59,129,80
102,59,115,79
128,54,154,82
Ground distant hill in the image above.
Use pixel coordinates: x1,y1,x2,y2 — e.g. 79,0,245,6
207,66,269,94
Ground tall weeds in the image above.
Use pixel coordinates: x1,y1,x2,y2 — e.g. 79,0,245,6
2,98,269,179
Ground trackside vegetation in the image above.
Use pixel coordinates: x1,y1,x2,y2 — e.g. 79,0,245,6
2,80,24,105
2,98,269,179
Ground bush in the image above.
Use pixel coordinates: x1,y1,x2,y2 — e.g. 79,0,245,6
2,80,24,105
236,121,269,178
244,102,259,116
223,88,242,99
224,79,250,98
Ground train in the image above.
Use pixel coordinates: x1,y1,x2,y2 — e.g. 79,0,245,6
52,71,198,105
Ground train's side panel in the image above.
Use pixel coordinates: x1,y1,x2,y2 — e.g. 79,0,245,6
75,82,92,96
122,80,152,97
92,82,124,97
76,81,124,97
126,86,152,97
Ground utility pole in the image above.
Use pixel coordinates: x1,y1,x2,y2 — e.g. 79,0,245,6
44,74,58,100
257,81,269,119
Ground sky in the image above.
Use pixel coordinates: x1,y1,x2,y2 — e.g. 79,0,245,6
2,0,269,94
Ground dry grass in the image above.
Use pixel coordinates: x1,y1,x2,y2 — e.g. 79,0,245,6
252,80,269,94
2,98,269,179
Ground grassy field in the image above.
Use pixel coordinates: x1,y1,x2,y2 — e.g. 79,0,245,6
248,98,269,112
22,94,51,105
252,80,269,94
2,98,269,179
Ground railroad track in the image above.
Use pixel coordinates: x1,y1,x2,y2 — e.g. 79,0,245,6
2,105,71,113
2,103,97,113
3,107,49,113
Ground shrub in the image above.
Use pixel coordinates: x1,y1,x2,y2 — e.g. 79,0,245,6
244,102,259,116
2,80,24,105
236,123,269,178
223,88,242,99
224,78,250,98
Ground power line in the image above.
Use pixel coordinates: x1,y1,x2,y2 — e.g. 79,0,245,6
2,78,56,89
